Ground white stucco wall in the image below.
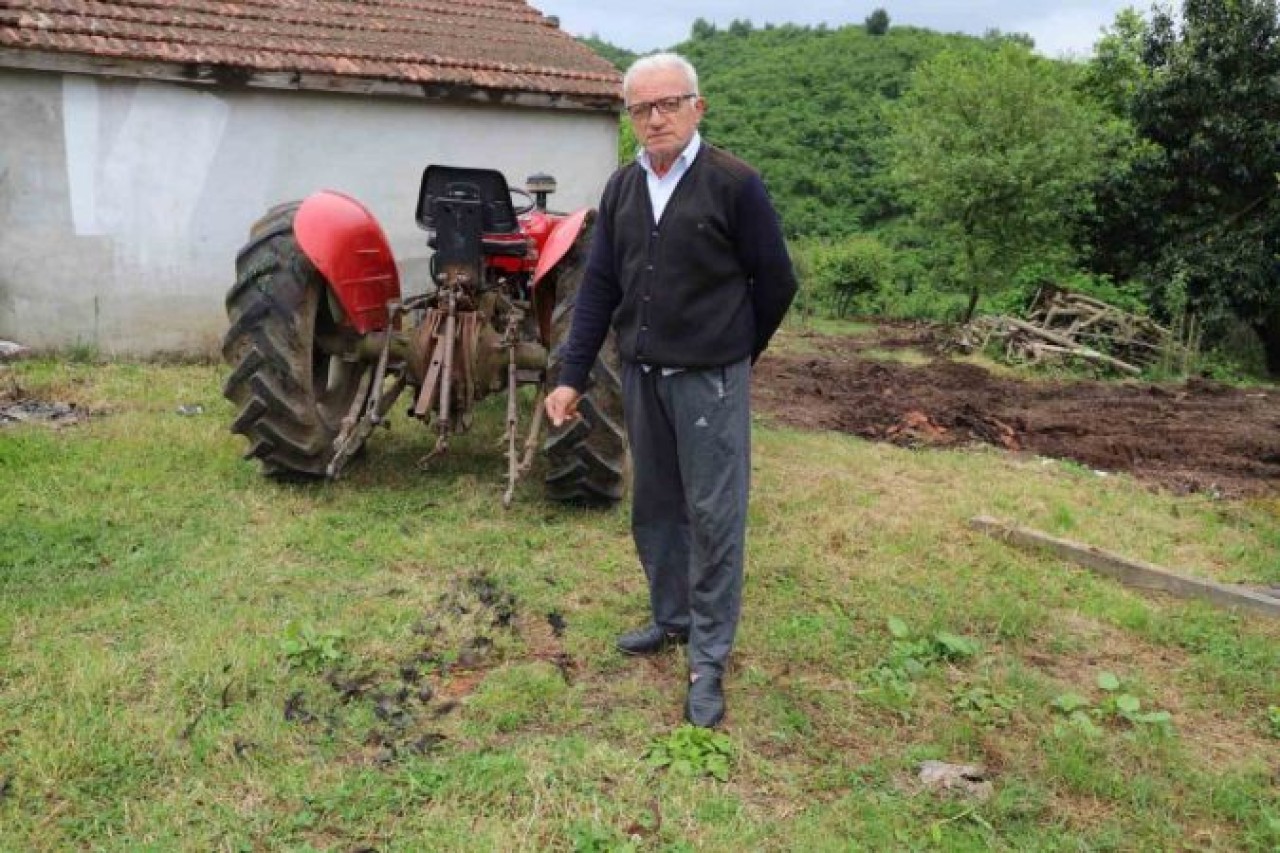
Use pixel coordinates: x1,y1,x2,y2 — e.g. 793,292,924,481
0,68,620,355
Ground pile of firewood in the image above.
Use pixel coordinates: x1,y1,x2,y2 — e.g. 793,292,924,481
955,286,1188,375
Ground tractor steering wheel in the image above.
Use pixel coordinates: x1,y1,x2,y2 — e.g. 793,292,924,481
510,188,536,216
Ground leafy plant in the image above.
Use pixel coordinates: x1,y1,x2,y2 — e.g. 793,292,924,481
569,821,636,853
644,725,734,782
950,684,1017,728
1095,670,1173,730
885,617,980,666
279,621,345,671
1050,691,1103,736
1050,671,1174,736
861,619,980,718
1265,706,1280,739
864,662,918,717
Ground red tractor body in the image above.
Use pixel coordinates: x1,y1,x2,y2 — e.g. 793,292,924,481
222,166,626,506
293,191,401,334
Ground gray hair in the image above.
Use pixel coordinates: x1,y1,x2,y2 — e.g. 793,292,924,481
622,52,700,101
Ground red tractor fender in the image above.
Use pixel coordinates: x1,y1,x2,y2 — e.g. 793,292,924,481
293,191,401,333
531,208,592,289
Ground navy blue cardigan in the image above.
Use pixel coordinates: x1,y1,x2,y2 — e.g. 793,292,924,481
558,144,797,392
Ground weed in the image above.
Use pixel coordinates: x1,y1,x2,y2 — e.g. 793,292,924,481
568,821,636,852
1050,671,1174,736
885,617,981,665
859,619,980,719
1266,706,1280,739
644,725,733,782
280,621,345,671
63,341,102,364
949,684,1017,728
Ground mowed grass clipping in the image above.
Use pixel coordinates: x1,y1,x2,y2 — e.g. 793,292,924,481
1,352,1278,852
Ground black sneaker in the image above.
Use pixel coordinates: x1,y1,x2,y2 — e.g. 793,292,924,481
615,624,688,656
684,673,725,728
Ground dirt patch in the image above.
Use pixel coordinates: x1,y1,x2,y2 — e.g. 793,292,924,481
0,399,86,428
755,327,1280,498
0,373,91,428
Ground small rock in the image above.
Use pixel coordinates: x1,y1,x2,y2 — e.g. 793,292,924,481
547,611,567,637
0,341,30,361
175,404,204,416
373,697,411,728
283,691,316,724
408,733,446,754
918,760,994,801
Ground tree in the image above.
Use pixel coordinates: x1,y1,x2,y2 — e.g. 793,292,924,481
982,28,1036,50
690,18,717,41
887,44,1116,321
1079,8,1150,118
579,35,636,72
1076,10,1161,285
865,9,890,36
1129,0,1280,374
803,236,894,317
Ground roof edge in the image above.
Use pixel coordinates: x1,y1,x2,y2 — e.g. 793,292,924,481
0,48,623,111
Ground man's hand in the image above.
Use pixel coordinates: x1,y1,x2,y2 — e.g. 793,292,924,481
544,386,582,427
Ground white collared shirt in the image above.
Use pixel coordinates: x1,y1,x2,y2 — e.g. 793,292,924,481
638,132,701,222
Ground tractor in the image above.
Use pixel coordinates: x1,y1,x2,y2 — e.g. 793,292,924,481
221,166,626,506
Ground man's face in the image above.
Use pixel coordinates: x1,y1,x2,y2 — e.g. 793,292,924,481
625,67,705,167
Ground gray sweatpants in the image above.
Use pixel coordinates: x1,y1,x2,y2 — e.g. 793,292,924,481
622,357,751,676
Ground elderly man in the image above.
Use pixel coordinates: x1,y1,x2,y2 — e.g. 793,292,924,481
545,53,796,728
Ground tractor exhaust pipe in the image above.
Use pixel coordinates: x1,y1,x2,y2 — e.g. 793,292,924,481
526,173,556,212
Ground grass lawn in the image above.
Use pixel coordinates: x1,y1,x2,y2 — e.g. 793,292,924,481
1,346,1278,851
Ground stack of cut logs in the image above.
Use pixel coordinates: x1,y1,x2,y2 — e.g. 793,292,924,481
956,286,1185,375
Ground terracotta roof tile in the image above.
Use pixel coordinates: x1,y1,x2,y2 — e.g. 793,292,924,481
0,0,622,101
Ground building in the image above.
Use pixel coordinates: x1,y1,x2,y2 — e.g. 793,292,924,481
0,0,622,354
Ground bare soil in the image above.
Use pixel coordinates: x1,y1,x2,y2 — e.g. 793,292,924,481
753,325,1280,498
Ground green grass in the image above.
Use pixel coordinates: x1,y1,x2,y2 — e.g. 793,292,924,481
774,315,876,356
1,355,1277,851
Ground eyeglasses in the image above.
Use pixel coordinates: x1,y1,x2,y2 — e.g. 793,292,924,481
624,93,697,121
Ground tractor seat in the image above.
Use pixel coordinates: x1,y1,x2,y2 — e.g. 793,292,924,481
417,165,530,258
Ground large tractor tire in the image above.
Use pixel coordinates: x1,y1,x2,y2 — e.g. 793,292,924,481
222,204,373,479
543,237,628,507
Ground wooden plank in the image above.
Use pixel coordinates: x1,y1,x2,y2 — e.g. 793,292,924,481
970,516,1280,618
1003,317,1142,375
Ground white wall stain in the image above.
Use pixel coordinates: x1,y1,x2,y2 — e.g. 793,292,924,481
62,75,101,236
97,82,229,277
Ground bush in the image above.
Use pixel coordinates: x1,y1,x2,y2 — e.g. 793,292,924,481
794,236,894,318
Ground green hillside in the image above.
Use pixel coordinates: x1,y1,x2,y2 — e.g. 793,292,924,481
681,24,982,239
578,3,1280,378
583,23,1000,239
